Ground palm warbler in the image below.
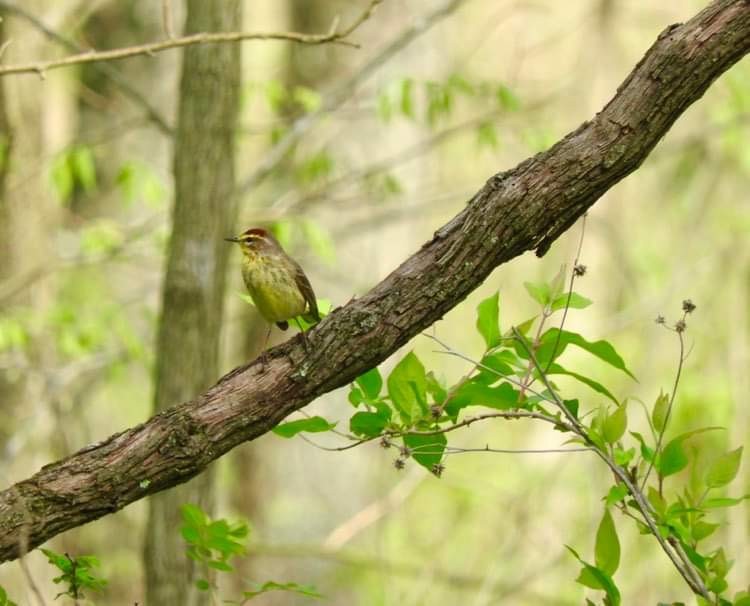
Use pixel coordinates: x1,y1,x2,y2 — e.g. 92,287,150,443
226,227,320,352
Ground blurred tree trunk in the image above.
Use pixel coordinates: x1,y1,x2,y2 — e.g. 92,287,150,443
0,12,16,451
0,6,69,455
142,2,241,605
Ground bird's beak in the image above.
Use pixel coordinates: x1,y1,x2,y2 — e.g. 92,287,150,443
224,236,241,243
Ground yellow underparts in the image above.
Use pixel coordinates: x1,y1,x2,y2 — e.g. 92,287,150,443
241,254,307,323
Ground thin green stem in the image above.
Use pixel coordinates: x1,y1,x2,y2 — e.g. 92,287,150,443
640,316,687,494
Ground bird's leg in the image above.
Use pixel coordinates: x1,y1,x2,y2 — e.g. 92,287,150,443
257,324,272,371
294,318,310,353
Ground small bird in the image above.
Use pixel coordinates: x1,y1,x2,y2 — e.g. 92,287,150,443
225,227,320,354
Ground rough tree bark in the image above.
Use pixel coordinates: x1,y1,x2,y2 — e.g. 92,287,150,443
141,2,240,605
0,0,747,564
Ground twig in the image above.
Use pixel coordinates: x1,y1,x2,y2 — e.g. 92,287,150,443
0,0,172,134
235,0,466,197
444,445,592,455
324,470,423,549
422,331,557,404
0,0,383,77
640,313,688,494
543,213,588,375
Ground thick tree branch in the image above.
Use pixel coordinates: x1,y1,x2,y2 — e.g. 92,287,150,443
0,0,748,564
0,0,383,77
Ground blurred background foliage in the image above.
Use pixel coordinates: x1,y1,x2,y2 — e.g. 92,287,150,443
0,0,748,604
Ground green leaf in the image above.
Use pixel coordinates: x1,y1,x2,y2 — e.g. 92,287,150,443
425,371,447,404
548,265,567,300
476,350,520,383
648,486,666,516
207,560,233,572
400,78,415,118
630,431,654,463
709,547,731,578
523,281,551,306
706,446,743,488
546,363,619,405
513,316,537,337
563,398,579,419
71,146,96,191
243,581,323,600
292,85,322,113
692,521,720,542
355,368,383,400
550,291,593,312
51,154,74,203
350,410,390,437
565,546,621,606
495,83,520,111
476,292,501,349
195,579,211,591
348,387,364,407
272,416,336,438
657,428,722,478
613,447,635,466
387,352,427,421
447,381,518,415
603,402,628,444
181,504,207,529
651,391,670,433
476,121,499,150
540,329,635,379
605,485,628,507
658,437,689,478
702,494,750,509
595,508,621,575
0,585,17,606
403,432,446,472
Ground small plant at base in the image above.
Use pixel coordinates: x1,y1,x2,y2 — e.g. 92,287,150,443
40,548,107,601
179,504,322,603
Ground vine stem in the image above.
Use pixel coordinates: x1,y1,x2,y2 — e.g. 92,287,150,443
640,316,687,494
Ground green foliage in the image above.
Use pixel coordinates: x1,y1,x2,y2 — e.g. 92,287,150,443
656,428,721,479
80,220,125,256
238,581,322,602
566,545,621,606
273,416,337,438
476,291,501,349
403,431,447,472
0,314,29,353
271,266,747,603
375,74,520,128
651,390,670,432
180,504,321,602
116,160,166,207
387,351,427,422
595,508,621,576
181,504,247,588
50,145,97,204
295,149,333,184
706,447,743,488
603,402,628,444
0,586,17,606
41,548,107,600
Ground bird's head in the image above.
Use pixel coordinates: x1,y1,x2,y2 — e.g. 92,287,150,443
225,227,281,257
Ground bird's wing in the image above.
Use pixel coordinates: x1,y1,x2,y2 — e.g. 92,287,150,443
293,262,320,322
